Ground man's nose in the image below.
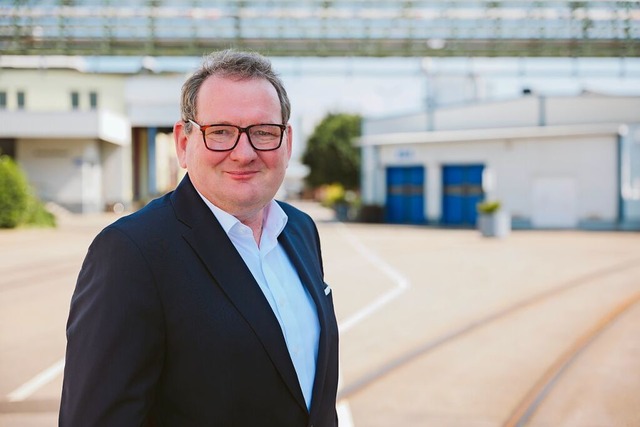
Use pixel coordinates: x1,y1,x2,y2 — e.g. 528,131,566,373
230,131,257,160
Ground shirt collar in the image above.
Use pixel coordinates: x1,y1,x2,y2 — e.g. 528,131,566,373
196,191,288,240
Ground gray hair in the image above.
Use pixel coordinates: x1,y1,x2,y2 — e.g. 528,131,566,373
180,49,291,133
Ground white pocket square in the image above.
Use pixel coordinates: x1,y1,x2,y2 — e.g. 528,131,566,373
324,285,332,296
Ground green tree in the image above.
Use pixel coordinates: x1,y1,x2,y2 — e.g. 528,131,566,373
0,155,30,228
302,112,362,190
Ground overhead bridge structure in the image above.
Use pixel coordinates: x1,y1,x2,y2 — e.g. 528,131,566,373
1,0,639,57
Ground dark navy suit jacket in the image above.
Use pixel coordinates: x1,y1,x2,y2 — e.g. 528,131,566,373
59,175,339,427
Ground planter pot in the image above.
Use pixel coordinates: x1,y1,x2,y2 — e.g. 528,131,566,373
478,211,511,238
334,203,349,221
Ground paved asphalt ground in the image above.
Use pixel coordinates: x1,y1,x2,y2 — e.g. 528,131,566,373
1,201,639,426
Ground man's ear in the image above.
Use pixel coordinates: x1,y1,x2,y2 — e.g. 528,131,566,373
174,121,188,169
285,124,293,163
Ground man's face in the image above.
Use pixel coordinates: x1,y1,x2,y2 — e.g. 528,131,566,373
175,75,292,221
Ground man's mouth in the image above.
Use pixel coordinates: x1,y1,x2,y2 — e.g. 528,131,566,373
227,170,258,180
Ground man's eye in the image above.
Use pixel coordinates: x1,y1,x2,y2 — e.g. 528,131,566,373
207,128,234,137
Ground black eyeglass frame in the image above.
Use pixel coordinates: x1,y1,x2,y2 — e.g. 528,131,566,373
187,119,287,152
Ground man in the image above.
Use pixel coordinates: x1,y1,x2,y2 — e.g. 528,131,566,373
59,49,339,426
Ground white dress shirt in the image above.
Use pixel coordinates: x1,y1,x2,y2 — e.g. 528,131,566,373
198,195,320,410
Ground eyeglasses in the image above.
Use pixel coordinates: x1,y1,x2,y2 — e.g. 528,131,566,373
187,120,286,152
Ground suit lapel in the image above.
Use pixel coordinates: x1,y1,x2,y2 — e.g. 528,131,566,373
279,224,336,416
170,176,307,412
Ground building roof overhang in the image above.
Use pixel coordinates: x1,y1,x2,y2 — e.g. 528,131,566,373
357,123,626,147
0,110,131,146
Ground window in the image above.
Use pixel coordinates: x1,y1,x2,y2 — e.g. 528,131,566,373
71,91,80,110
17,91,25,110
0,92,6,109
89,91,98,109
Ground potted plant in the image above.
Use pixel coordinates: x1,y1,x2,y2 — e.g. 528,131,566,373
320,183,350,221
477,200,510,238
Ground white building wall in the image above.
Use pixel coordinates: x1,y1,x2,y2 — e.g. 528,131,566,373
0,69,126,114
426,165,441,223
499,135,618,227
546,97,640,126
125,74,185,127
102,142,132,210
0,110,130,145
0,68,135,212
621,124,640,227
363,112,428,135
363,95,640,137
363,97,542,135
373,133,618,227
16,138,104,212
80,141,103,213
363,144,387,212
155,132,178,194
435,97,541,130
437,96,640,131
378,141,494,221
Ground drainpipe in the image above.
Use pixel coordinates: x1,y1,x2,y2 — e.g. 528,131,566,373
538,95,546,127
147,126,157,196
617,127,627,228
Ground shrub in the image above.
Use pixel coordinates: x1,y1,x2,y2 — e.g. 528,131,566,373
0,155,30,228
0,155,56,228
24,197,56,228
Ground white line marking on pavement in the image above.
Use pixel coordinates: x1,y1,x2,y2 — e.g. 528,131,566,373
6,223,397,423
7,355,357,426
336,222,411,334
336,369,355,427
334,223,411,427
7,357,65,402
337,400,355,426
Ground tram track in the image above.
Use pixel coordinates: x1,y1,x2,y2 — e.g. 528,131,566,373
337,256,640,403
502,291,640,427
2,216,639,425
0,260,82,293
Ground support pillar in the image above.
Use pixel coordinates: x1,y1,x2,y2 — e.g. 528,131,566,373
147,126,157,195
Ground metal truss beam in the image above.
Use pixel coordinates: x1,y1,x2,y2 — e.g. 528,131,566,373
1,1,639,58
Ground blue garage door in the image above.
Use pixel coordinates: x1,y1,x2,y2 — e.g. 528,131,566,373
442,165,485,226
386,166,425,224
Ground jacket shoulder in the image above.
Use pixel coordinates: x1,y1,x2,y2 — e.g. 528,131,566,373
277,201,315,225
99,192,176,241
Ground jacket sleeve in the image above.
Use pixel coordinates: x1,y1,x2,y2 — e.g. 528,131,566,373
59,226,164,427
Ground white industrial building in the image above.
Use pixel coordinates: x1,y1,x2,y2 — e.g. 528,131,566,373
360,94,640,230
0,57,308,213
0,58,186,213
2,55,640,230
